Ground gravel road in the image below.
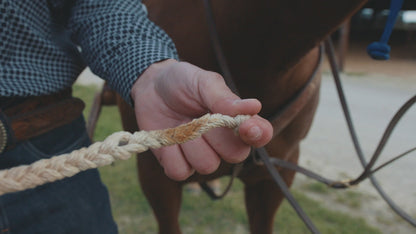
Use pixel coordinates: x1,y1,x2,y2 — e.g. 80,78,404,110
294,43,416,233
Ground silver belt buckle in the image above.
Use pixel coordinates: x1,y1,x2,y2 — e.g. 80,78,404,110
0,120,7,154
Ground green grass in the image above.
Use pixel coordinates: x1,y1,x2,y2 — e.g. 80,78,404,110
344,71,368,77
304,182,331,195
335,190,363,209
303,182,364,209
73,85,381,234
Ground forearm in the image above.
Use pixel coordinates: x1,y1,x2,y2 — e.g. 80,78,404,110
67,0,178,104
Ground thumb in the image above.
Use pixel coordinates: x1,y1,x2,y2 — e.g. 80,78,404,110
196,70,262,116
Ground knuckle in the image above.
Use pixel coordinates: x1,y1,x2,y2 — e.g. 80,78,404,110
210,72,224,82
196,160,220,175
198,71,224,87
222,147,251,164
164,167,193,181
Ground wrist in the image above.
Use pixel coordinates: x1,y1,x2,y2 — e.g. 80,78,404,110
130,59,178,102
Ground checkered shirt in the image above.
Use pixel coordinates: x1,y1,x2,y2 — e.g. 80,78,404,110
0,0,178,104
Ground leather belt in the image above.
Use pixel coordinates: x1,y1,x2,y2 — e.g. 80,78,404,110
0,89,85,153
0,120,6,153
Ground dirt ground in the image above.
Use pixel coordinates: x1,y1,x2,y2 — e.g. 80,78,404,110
294,39,416,234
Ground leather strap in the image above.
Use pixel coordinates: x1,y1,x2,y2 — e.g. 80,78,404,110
201,1,320,232
0,90,85,153
9,98,85,142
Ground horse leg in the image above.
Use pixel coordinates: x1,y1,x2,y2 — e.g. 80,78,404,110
242,147,299,234
137,151,183,234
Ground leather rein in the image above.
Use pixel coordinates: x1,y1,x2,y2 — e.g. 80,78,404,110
202,0,416,233
202,0,320,232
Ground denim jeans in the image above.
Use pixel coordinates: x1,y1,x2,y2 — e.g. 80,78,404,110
0,116,118,234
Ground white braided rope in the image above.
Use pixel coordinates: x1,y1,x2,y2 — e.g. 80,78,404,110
0,114,250,196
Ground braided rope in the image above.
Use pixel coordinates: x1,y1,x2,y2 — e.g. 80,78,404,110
0,114,249,196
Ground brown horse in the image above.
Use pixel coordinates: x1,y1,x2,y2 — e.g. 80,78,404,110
114,0,368,233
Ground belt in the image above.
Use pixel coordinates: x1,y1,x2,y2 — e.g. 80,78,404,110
0,89,85,153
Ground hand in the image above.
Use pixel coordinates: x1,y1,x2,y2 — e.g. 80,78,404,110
131,59,272,180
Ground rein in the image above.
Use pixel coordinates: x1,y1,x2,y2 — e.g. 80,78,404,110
202,0,416,232
202,0,320,232
324,38,416,226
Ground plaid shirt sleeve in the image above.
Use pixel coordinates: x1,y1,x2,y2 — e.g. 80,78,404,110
0,0,178,105
68,0,178,104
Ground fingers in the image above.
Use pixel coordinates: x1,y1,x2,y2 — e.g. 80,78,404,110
153,145,194,181
202,115,272,164
238,115,273,148
181,137,221,174
154,138,221,180
195,69,273,149
204,127,252,163
156,115,272,181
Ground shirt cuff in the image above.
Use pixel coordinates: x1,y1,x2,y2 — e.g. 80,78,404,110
101,40,178,106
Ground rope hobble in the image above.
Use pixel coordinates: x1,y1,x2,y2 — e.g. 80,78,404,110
0,114,250,196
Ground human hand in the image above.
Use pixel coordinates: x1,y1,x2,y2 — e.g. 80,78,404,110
131,59,272,180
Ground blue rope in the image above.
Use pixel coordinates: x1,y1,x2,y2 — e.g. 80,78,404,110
367,0,404,60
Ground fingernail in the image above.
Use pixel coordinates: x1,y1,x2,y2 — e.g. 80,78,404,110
248,126,262,140
232,99,243,105
233,99,256,105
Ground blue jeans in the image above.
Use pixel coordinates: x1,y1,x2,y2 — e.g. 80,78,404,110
0,116,118,234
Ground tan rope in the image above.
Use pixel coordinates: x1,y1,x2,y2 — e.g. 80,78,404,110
0,114,250,196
